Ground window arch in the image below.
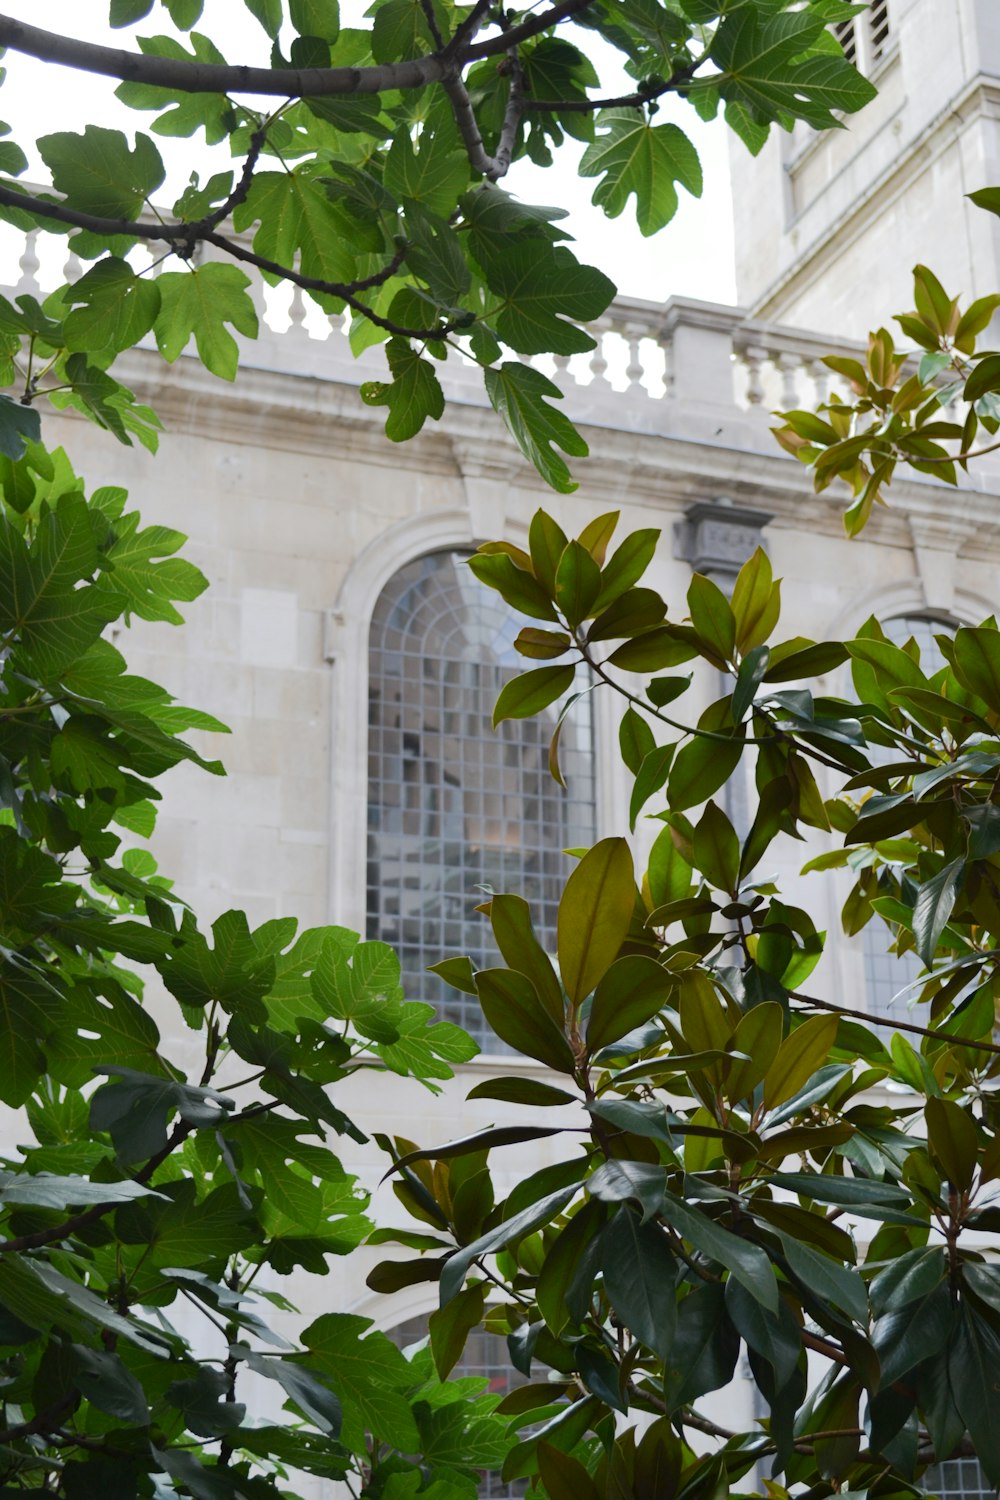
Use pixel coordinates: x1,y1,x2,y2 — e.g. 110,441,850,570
862,612,956,1020
366,550,596,1041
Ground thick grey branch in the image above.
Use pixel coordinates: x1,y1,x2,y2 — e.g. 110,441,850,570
491,52,524,179
0,13,446,96
0,2,592,98
441,68,498,177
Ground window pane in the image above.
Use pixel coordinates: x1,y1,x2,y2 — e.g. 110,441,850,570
923,1458,992,1500
367,550,596,1044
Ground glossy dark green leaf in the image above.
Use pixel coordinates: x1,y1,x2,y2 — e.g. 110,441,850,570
603,1206,676,1358
724,1277,799,1389
725,1002,783,1102
667,734,744,812
691,799,739,894
468,549,560,621
474,968,576,1073
731,548,779,653
925,1097,979,1191
949,626,1000,712
466,1076,576,1107
664,1284,738,1410
762,1014,839,1110
777,1235,867,1325
492,664,575,728
428,1282,486,1378
732,644,770,724
687,572,735,665
440,1184,579,1304
489,892,565,1026
529,510,570,592
661,1188,777,1312
557,837,635,1006
586,955,674,1052
608,626,699,673
592,529,660,613
555,540,601,627
912,858,964,967
629,744,674,830
536,1442,602,1500
619,706,655,776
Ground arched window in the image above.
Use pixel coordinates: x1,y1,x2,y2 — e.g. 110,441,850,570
862,613,954,1019
367,550,596,1041
389,1314,527,1498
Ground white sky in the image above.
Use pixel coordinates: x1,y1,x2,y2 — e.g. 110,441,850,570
0,0,737,304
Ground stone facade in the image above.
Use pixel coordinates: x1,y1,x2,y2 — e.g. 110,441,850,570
6,6,1000,1486
731,0,1000,338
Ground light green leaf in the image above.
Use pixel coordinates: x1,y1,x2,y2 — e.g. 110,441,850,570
580,110,702,236
154,263,258,380
360,337,444,442
38,125,164,218
484,363,588,493
763,1013,840,1110
557,837,635,1005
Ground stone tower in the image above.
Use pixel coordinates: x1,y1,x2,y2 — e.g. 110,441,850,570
730,0,1000,336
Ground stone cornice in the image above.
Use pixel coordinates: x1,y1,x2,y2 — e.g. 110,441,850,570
76,343,1000,557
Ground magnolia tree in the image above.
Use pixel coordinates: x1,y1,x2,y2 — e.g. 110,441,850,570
1,0,1000,1496
369,255,1000,1499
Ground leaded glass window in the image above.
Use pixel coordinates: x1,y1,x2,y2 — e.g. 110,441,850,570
862,614,953,1020
923,1458,992,1500
367,550,597,1042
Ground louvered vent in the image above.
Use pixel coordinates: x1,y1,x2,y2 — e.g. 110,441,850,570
833,18,857,64
869,0,890,61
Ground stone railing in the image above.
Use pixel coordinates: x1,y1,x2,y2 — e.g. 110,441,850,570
1,221,865,432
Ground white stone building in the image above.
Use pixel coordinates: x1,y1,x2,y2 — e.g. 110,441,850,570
7,0,1000,1493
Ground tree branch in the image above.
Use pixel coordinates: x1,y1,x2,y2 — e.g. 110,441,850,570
441,69,498,177
789,987,1000,1057
0,1,593,99
0,1120,191,1255
524,59,701,113
465,0,595,60
0,13,447,95
0,1394,78,1444
0,184,471,341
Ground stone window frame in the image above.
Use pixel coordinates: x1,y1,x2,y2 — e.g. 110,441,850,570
325,509,620,1051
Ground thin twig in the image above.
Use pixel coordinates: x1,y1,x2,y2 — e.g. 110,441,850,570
789,986,1000,1057
0,184,469,340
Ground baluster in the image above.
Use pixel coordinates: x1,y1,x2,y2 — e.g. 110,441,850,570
588,321,610,386
809,358,830,406
62,248,82,286
553,352,572,385
659,336,674,399
327,308,346,344
778,351,800,408
743,345,767,406
624,323,645,392
16,230,40,297
287,283,308,336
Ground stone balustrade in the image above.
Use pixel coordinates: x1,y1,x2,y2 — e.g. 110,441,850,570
0,220,871,430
